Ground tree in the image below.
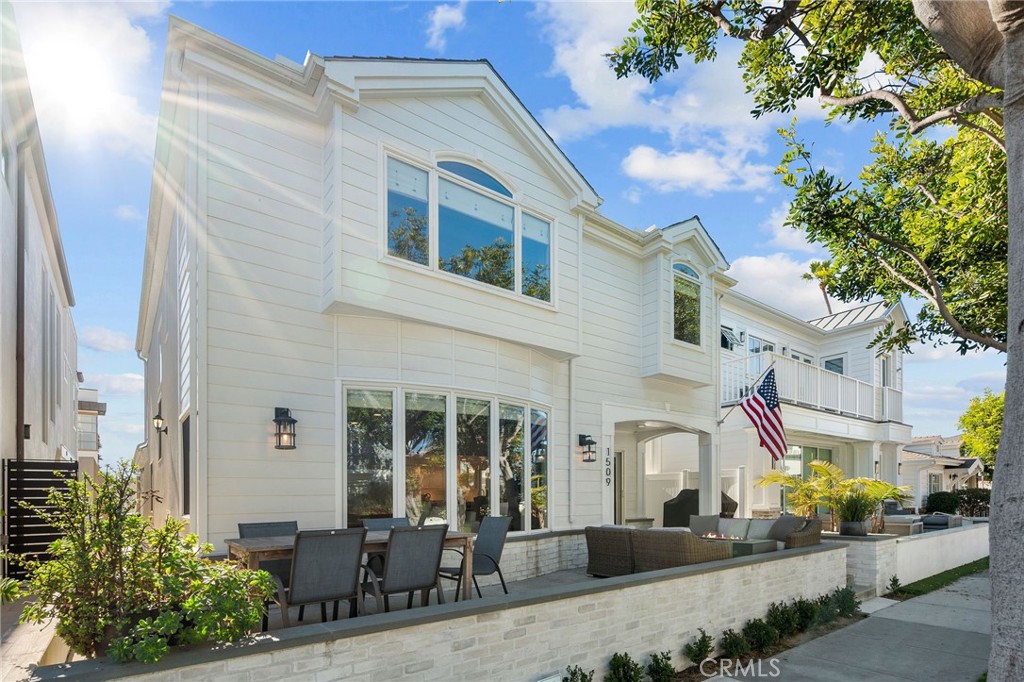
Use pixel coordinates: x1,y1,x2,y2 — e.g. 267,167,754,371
612,2,1023,676
959,389,1005,468
801,259,833,315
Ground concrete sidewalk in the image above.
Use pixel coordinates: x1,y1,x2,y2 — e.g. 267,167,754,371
714,572,991,681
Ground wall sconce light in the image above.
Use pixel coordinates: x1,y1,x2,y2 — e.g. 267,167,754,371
874,460,881,479
898,463,902,476
578,434,597,463
152,413,168,435
274,407,297,450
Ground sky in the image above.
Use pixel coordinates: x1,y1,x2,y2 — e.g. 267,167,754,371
10,0,1007,462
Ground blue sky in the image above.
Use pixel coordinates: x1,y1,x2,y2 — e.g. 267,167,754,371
11,1,1006,462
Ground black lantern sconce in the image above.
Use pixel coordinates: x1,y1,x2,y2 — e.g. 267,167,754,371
274,407,297,450
152,413,168,435
578,434,597,462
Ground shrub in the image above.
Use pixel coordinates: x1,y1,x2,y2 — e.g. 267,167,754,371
793,598,820,632
0,577,20,605
13,462,274,663
742,618,780,653
683,627,715,665
924,491,959,514
563,665,595,682
645,651,674,682
830,587,861,617
956,488,991,517
816,593,840,625
887,575,903,597
604,652,644,682
766,601,799,638
718,629,751,659
835,490,875,522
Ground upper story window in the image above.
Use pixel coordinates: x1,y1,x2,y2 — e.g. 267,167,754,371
822,354,845,375
386,156,551,302
673,263,701,345
748,335,775,355
721,326,742,351
790,350,813,364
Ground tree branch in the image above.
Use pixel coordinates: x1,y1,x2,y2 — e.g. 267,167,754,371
854,227,1007,352
819,88,1003,136
699,0,803,41
953,115,1007,152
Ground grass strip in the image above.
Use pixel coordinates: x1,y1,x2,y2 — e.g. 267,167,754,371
897,556,989,597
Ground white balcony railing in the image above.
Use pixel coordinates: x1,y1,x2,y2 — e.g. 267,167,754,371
722,352,902,422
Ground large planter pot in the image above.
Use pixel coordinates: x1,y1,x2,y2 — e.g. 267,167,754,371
838,520,870,536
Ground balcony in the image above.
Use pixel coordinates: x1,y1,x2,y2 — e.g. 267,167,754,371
722,352,902,422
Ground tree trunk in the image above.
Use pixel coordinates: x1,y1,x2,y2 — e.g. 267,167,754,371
990,23,1024,682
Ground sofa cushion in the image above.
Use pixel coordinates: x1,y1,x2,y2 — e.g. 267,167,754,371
688,515,719,536
719,517,750,539
746,519,776,540
768,515,807,541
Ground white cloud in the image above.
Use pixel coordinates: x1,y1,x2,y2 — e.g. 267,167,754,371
726,253,837,320
105,421,145,436
91,373,145,396
13,1,167,161
426,0,468,52
621,145,774,195
80,326,133,353
114,204,144,222
623,186,642,204
761,203,820,253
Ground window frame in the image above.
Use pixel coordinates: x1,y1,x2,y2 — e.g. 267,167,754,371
380,150,556,305
822,354,847,375
671,261,702,347
720,326,742,351
342,381,552,534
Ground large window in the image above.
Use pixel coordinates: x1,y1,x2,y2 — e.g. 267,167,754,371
385,156,552,302
781,445,833,512
673,263,701,345
346,387,549,532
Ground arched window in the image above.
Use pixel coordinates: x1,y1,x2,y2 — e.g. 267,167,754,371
673,262,701,345
386,156,551,302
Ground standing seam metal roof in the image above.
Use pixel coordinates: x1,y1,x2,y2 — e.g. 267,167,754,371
807,301,890,331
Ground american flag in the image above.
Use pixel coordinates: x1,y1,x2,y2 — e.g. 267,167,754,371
740,368,786,462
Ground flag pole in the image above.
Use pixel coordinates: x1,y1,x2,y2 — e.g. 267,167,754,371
717,361,776,426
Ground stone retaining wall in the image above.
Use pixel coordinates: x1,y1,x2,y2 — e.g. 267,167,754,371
31,546,846,682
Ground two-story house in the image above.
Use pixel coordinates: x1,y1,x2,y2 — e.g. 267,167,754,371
135,20,737,559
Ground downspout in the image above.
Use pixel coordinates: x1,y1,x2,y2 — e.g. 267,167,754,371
15,139,29,461
568,356,576,525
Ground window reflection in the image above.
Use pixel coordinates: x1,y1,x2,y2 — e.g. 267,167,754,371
405,393,447,525
346,390,394,526
438,178,514,290
387,158,429,265
530,408,548,529
499,404,525,531
457,398,490,532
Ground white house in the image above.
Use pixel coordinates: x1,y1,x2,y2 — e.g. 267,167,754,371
900,435,984,509
642,296,913,523
134,19,913,558
0,2,79,467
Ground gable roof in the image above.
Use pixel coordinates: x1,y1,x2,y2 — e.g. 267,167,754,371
807,301,896,331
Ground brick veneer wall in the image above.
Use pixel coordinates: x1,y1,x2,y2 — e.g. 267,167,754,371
32,546,846,682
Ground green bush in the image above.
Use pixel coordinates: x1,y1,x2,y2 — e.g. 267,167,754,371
718,629,751,659
766,601,799,638
830,587,861,617
742,618,780,653
563,665,595,682
836,490,876,522
604,652,644,682
13,462,274,663
683,627,715,665
645,651,674,682
816,593,840,625
924,491,959,514
0,577,20,605
956,488,991,517
793,598,820,632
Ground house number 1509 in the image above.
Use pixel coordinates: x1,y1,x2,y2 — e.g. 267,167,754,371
605,453,612,486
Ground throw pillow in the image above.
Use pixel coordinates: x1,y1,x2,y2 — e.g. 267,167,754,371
688,515,719,536
746,519,776,539
719,517,751,539
768,515,807,541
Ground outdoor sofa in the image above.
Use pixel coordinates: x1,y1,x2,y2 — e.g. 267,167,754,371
584,516,821,578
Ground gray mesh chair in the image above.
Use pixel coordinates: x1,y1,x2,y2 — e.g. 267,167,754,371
439,515,511,601
362,517,412,576
272,528,367,628
238,521,298,629
363,524,448,613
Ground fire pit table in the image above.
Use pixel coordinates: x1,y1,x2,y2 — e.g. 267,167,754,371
703,536,778,557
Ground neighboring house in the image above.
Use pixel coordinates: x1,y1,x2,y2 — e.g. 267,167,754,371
0,2,79,467
76,387,107,480
135,20,731,550
901,435,985,510
645,297,913,523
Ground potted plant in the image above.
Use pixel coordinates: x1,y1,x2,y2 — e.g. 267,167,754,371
836,489,875,536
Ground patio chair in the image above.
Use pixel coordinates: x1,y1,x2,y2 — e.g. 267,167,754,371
272,528,367,628
362,517,412,576
784,518,823,549
238,520,298,630
439,515,511,601
363,524,448,613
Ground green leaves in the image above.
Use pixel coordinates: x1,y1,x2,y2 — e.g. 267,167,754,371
958,389,1004,467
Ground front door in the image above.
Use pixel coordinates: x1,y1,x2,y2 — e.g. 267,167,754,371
614,450,624,524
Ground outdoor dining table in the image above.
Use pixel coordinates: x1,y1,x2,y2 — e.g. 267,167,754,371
225,528,477,601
